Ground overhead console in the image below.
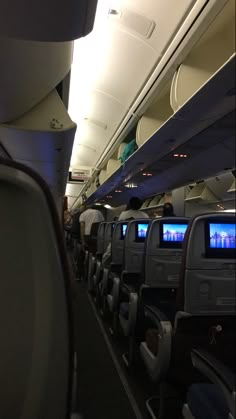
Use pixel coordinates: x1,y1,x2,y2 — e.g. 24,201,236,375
0,90,76,208
82,0,235,208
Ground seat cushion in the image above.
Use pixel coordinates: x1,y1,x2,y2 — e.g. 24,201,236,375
187,384,229,419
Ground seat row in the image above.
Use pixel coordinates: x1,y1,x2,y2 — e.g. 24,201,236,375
82,213,235,419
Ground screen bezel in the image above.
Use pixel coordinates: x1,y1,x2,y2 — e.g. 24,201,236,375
159,221,188,249
120,223,128,240
135,222,149,242
205,219,236,259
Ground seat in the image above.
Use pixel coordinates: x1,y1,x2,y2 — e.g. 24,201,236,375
86,221,104,288
0,159,74,418
183,350,236,419
87,221,107,291
119,217,188,365
92,222,117,302
100,221,129,317
139,213,236,419
108,219,151,336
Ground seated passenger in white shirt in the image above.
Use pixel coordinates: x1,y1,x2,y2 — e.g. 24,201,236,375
118,197,149,220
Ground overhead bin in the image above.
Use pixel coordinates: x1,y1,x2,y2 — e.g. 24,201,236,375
156,195,166,207
205,172,235,201
140,199,152,209
106,159,121,177
0,38,73,123
86,182,96,197
0,0,98,41
148,195,162,208
227,180,236,194
99,169,108,186
0,89,76,196
184,183,219,204
170,0,235,113
136,87,173,147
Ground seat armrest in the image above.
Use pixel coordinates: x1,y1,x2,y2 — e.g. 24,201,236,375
121,282,137,296
109,276,121,312
191,349,236,417
144,304,170,325
140,304,172,382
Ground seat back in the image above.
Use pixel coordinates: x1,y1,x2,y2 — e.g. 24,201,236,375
0,159,72,419
103,222,116,252
124,219,151,273
97,222,107,253
145,217,189,287
111,221,129,265
177,213,236,315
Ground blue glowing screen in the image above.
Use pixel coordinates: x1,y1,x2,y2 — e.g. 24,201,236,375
209,223,236,249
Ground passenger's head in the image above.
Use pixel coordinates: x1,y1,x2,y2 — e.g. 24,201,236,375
129,197,142,210
163,202,175,217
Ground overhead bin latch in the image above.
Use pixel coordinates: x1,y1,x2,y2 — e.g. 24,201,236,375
50,118,63,130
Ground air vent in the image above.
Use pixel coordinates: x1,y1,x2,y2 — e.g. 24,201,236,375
185,183,219,203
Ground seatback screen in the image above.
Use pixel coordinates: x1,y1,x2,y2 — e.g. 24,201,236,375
121,223,128,239
209,223,236,249
206,221,236,258
136,223,149,242
160,223,188,248
163,224,188,242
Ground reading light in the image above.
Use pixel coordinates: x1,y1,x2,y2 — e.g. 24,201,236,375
104,204,112,209
125,183,138,188
115,190,122,193
106,195,113,198
173,153,188,158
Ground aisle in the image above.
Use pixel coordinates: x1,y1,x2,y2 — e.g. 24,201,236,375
73,282,141,419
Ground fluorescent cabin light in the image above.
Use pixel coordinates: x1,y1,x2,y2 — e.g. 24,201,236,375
222,209,236,213
68,0,120,168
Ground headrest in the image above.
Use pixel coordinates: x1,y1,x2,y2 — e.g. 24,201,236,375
185,213,236,268
113,221,130,242
125,218,151,246
177,213,236,315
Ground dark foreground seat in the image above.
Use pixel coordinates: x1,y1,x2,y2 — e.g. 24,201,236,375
0,159,76,419
183,350,235,419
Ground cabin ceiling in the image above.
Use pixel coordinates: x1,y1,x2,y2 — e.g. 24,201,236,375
67,0,200,202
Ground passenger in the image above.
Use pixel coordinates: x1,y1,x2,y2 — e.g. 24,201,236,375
118,197,149,220
80,205,104,252
162,202,176,217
